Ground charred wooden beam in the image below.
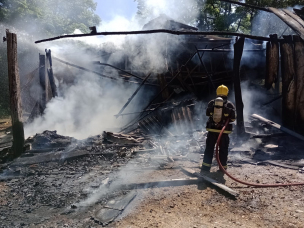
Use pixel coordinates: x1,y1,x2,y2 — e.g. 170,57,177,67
53,56,158,86
181,167,239,197
45,49,58,97
280,35,296,129
265,34,279,90
35,30,278,44
197,49,265,52
93,61,144,80
6,30,25,157
251,114,304,141
233,37,246,136
39,54,47,113
294,35,304,135
116,73,152,117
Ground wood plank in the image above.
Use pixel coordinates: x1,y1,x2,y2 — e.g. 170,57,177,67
45,49,58,97
35,30,277,44
282,9,304,29
269,7,304,40
258,160,300,170
293,36,304,135
251,114,304,141
233,37,245,136
180,167,239,197
122,178,200,190
39,54,46,113
6,30,25,157
265,34,279,90
280,36,296,129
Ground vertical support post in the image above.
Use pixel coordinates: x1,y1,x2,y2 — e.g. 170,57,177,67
293,35,304,134
265,34,279,90
45,49,57,98
6,30,25,156
280,35,296,130
233,37,245,136
39,54,46,114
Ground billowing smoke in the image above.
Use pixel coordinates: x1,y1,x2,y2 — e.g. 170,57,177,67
21,0,203,139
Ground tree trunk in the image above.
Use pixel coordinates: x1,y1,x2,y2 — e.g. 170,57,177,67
6,30,25,157
233,37,245,136
280,35,296,130
293,35,304,134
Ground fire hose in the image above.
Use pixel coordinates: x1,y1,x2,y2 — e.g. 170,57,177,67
215,119,304,187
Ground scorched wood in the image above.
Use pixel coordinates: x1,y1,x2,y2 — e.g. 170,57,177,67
265,34,279,90
294,35,304,134
233,37,246,136
280,35,296,129
6,30,25,157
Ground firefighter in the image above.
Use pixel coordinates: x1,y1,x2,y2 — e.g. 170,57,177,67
200,85,236,174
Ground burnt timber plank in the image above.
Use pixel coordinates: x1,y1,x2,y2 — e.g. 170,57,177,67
294,36,304,135
35,30,278,44
251,114,304,141
265,34,279,90
180,167,239,197
6,30,25,157
233,37,246,136
280,36,296,130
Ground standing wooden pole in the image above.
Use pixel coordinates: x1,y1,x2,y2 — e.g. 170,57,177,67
45,49,58,98
6,30,25,157
233,37,246,136
293,35,304,135
39,54,47,114
265,34,279,90
280,36,296,130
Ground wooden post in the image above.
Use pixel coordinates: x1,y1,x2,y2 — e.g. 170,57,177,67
280,35,296,130
39,54,47,114
293,35,304,135
6,30,25,156
45,49,57,98
233,37,246,136
265,34,279,90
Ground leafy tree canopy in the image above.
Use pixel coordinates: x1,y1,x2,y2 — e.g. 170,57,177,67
135,0,303,34
0,0,101,36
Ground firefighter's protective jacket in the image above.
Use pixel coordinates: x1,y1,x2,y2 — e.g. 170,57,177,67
206,97,236,134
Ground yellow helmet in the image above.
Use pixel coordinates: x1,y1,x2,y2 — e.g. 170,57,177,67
216,85,229,97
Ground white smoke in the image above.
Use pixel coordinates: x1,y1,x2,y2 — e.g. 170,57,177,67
22,0,201,139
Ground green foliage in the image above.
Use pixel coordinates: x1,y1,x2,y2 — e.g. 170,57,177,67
196,0,303,33
135,0,303,33
0,0,101,36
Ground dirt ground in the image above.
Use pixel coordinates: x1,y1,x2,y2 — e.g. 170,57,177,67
1,118,304,228
110,161,304,228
